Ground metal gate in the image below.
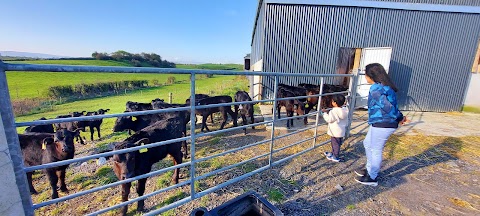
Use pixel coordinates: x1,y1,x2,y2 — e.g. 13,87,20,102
0,60,359,215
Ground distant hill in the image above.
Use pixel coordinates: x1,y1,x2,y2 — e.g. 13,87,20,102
0,51,70,59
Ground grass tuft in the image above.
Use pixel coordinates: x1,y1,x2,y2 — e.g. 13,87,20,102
267,188,284,203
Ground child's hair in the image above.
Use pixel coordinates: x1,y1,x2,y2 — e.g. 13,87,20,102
332,94,346,107
365,63,398,92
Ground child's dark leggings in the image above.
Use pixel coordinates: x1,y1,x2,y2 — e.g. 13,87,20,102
331,137,343,158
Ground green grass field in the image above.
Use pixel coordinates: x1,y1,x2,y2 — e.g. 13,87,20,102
4,60,242,99
16,75,248,135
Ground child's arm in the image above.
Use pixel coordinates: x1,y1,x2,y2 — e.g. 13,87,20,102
322,110,337,123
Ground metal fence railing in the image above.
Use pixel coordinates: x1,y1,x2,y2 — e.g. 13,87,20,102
0,60,361,215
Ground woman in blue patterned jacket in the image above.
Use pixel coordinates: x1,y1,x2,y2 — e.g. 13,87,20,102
354,63,407,186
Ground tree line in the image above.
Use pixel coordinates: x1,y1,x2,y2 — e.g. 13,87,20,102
91,50,176,68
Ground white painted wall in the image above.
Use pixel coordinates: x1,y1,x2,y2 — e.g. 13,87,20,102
465,73,480,107
251,60,263,101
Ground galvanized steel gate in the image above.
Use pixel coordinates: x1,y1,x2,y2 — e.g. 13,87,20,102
0,61,364,215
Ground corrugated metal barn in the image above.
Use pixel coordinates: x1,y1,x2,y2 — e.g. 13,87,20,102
250,0,480,112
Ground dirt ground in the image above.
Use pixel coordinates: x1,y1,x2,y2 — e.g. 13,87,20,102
30,110,480,215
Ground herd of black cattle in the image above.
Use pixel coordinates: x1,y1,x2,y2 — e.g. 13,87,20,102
18,82,347,215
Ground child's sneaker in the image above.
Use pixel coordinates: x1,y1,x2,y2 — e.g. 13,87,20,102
326,155,340,162
324,152,332,158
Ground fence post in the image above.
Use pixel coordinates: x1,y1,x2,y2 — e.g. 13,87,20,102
0,60,34,216
169,92,173,104
268,75,279,167
345,69,360,138
312,77,324,147
189,73,197,199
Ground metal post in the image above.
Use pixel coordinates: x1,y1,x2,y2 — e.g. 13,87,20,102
169,92,173,104
345,69,360,138
189,73,196,199
0,61,34,216
268,75,279,167
312,77,324,147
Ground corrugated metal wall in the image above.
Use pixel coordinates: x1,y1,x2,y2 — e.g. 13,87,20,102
251,2,266,64
365,0,480,6
259,4,480,112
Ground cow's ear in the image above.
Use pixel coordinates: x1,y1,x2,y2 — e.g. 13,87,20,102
135,138,149,146
106,109,110,112
81,111,86,114
42,137,54,149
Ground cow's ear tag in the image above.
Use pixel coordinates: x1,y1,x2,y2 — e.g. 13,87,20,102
305,104,309,108
139,143,148,153
42,143,47,150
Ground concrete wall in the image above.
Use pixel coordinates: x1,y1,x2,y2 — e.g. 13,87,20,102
465,73,480,107
0,112,26,216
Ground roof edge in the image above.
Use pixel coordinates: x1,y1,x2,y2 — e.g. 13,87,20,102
266,0,480,14
251,0,264,46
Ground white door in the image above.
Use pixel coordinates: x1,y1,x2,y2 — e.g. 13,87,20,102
356,47,393,108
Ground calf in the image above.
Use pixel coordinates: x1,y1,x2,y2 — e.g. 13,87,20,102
19,129,79,199
196,96,238,132
24,117,54,133
54,111,86,145
277,89,305,128
151,100,189,158
234,91,255,134
85,108,110,141
185,94,215,124
112,114,183,215
278,83,307,103
126,101,152,111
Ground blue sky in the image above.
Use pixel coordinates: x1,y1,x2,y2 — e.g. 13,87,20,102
0,0,258,64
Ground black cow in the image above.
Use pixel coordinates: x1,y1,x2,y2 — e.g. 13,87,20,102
54,111,86,145
24,117,54,133
114,100,190,158
112,113,183,215
19,129,79,199
196,96,238,132
185,94,215,124
234,91,255,135
85,108,110,141
151,99,189,158
126,101,152,111
277,88,305,128
278,84,307,103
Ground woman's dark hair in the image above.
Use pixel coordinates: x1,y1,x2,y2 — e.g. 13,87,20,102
332,94,346,106
365,63,398,92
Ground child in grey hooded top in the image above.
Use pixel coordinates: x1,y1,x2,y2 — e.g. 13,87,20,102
322,95,349,162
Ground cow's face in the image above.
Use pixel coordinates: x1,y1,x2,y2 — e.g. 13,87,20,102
47,129,78,153
112,138,149,180
113,115,133,132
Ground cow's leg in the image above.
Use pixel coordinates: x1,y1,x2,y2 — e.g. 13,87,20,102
220,111,228,130
90,125,94,141
250,110,255,129
304,104,312,124
277,104,281,119
121,182,131,216
27,172,37,194
210,114,215,124
201,114,210,132
96,125,101,139
136,178,147,212
170,150,183,184
57,169,68,192
227,108,238,127
46,169,59,199
241,114,248,135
